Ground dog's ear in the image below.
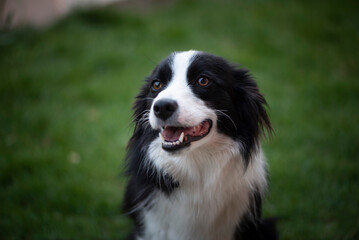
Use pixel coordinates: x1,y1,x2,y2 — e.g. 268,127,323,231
232,68,272,160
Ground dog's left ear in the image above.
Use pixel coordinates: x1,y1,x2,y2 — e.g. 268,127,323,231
232,68,273,160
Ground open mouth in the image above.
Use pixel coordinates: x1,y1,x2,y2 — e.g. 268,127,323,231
159,119,213,152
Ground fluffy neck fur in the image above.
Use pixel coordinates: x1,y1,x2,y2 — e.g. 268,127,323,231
139,133,268,240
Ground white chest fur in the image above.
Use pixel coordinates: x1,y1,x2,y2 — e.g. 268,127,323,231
139,136,268,240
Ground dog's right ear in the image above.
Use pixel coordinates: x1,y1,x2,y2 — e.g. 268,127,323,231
233,69,272,136
232,68,273,162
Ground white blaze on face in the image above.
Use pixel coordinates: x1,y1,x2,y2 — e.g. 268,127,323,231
149,50,216,130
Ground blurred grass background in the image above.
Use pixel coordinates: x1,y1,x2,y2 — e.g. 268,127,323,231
1,0,359,239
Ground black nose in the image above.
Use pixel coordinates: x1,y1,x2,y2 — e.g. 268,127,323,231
153,99,178,121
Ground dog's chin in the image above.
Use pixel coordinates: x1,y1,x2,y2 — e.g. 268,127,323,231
157,119,213,153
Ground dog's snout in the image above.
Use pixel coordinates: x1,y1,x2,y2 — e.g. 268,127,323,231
153,99,178,121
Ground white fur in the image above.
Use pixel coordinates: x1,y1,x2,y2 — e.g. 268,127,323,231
137,51,268,240
141,136,267,240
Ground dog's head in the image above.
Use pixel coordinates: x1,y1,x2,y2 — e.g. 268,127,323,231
132,50,271,162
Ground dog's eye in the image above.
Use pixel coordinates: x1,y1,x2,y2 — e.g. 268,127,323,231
197,77,210,87
152,80,163,91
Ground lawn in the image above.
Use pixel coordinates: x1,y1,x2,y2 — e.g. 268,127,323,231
1,0,358,239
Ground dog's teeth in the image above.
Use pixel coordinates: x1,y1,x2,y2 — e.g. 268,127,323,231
159,133,165,142
193,125,198,134
179,132,184,143
161,133,184,147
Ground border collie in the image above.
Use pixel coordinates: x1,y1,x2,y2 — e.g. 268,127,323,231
123,50,277,240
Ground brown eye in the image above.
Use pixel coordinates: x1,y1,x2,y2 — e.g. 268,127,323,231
152,80,163,91
197,77,209,87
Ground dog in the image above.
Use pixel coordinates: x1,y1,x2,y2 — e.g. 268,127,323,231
123,50,277,240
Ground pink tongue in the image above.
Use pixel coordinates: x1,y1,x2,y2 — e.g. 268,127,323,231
162,127,184,142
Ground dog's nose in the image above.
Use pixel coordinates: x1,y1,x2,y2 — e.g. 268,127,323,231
153,99,178,121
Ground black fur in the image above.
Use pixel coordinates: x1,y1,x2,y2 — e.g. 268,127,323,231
235,190,278,240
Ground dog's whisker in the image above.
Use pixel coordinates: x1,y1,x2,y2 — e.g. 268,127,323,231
133,109,150,122
137,112,151,129
135,110,150,125
137,97,155,101
215,109,238,130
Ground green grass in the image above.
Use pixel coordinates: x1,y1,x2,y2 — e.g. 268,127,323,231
1,0,358,239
